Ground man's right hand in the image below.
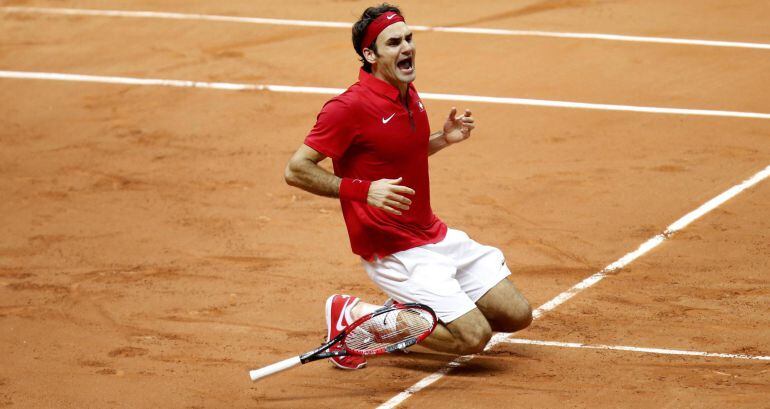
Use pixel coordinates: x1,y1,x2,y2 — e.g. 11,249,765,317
367,177,415,215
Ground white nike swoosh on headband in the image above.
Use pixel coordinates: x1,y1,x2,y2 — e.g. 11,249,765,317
387,14,395,20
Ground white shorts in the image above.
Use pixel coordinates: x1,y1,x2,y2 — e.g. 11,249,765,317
362,228,511,323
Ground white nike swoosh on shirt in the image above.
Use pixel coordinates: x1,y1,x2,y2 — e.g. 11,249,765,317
335,297,351,331
382,113,396,124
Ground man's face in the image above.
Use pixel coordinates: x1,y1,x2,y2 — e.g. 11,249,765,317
368,22,416,86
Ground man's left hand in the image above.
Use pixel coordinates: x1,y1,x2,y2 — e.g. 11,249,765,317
442,107,475,145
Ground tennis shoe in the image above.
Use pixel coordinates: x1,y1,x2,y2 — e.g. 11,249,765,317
325,294,367,370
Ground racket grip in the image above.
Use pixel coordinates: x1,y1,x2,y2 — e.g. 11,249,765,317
249,356,302,381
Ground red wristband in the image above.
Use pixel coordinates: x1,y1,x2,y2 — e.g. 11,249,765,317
339,178,371,202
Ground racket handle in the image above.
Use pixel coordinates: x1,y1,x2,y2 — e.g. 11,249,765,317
249,356,302,381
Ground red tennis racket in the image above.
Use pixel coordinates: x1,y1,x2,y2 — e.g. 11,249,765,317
249,302,437,381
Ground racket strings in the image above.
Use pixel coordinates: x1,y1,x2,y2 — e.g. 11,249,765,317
344,308,434,353
346,317,429,351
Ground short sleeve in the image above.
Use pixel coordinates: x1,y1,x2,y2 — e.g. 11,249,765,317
304,98,358,160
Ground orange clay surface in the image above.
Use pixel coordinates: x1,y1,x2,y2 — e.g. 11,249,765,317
1,1,769,408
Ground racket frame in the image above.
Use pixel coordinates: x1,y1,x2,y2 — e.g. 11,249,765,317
249,302,437,381
341,302,438,357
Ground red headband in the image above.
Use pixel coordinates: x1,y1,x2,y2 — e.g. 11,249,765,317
360,11,405,50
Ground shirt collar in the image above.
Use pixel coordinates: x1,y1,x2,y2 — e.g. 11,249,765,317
358,68,415,102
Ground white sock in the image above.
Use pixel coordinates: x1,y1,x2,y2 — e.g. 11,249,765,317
350,301,381,321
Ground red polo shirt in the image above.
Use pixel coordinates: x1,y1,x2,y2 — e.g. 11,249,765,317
304,69,447,260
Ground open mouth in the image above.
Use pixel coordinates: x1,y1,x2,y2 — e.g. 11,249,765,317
397,56,414,73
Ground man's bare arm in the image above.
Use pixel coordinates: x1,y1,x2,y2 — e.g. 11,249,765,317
428,130,449,156
284,144,415,215
428,107,475,156
284,144,341,198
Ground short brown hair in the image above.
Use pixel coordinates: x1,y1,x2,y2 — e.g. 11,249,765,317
351,4,402,72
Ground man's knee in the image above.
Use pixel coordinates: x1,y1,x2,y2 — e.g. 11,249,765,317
448,310,493,355
457,324,492,354
500,299,533,332
477,279,533,333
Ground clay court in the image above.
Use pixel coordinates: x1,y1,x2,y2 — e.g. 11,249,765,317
1,1,769,408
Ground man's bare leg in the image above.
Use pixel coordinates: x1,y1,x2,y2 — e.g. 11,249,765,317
417,279,531,354
419,279,532,354
419,308,492,355
476,278,532,332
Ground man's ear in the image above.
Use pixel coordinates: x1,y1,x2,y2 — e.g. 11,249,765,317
362,48,377,64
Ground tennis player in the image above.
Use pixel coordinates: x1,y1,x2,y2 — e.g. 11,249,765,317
285,4,532,369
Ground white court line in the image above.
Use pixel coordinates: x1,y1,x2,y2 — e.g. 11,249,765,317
2,70,770,120
0,6,351,28
2,6,770,51
376,165,770,409
502,338,770,361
